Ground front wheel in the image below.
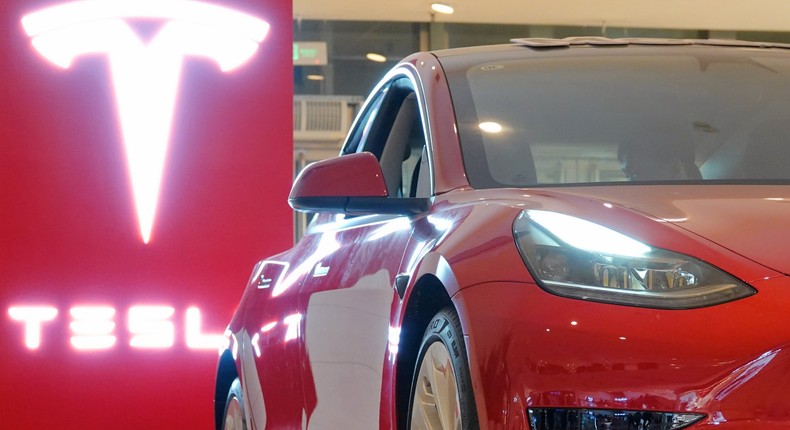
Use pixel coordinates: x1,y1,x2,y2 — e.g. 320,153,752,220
408,307,479,430
222,378,247,430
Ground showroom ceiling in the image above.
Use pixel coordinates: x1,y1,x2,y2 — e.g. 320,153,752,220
293,0,790,32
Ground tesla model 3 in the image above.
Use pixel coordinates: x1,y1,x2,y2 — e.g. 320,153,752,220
216,37,790,429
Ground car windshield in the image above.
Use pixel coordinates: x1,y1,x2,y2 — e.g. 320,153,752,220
444,44,790,188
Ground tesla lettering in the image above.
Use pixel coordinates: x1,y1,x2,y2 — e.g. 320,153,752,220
70,306,117,350
8,306,58,349
8,304,222,352
129,305,175,348
185,307,224,349
22,1,270,243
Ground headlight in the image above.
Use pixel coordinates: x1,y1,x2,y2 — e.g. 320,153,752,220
514,210,756,309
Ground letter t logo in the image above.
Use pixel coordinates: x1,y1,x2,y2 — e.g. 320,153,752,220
22,1,270,243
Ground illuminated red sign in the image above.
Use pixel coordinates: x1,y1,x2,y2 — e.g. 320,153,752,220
1,0,292,427
22,0,270,243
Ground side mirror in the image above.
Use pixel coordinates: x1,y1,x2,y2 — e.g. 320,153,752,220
288,152,430,215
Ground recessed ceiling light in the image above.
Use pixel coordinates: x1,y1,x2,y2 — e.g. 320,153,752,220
431,2,454,14
366,52,387,63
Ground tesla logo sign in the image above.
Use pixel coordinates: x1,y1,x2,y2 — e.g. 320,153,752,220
22,1,270,243
8,305,223,351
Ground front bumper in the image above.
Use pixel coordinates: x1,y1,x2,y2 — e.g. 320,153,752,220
453,276,790,428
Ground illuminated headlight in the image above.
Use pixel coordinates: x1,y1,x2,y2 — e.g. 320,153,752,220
528,408,705,430
514,210,756,309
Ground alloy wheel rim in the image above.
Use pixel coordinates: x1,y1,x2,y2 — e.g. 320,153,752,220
411,341,462,430
224,396,245,430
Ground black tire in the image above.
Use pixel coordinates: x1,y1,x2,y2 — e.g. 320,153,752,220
408,307,479,429
221,378,247,430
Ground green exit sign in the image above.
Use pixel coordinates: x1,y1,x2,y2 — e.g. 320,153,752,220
293,42,328,65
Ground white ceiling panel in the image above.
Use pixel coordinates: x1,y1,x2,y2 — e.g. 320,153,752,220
293,0,790,32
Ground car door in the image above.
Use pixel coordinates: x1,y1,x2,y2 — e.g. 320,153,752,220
296,73,432,429
233,248,315,429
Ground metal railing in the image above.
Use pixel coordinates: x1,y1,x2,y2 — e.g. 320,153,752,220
293,95,365,140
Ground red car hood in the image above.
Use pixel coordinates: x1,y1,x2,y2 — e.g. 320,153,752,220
550,185,790,275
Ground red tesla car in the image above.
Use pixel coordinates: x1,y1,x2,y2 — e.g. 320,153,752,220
215,37,790,429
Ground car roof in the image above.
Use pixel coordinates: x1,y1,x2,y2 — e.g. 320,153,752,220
434,36,790,55
430,36,790,72
508,36,790,49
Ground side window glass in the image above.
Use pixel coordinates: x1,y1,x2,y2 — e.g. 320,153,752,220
342,87,387,155
344,76,430,198
378,92,428,197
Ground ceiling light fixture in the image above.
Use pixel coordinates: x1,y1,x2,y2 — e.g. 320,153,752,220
431,2,454,14
366,52,387,63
